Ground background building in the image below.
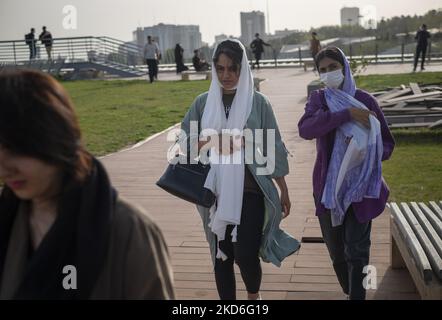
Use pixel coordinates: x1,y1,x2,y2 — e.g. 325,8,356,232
214,34,240,45
341,7,360,26
214,34,229,44
265,28,298,41
133,24,202,59
240,11,266,45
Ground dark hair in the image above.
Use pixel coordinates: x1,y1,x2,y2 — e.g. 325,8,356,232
255,33,260,37
31,28,35,32
0,70,92,182
314,46,345,70
312,32,317,36
422,24,427,29
213,40,243,71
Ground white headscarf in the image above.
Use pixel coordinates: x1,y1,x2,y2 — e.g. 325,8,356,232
201,39,254,260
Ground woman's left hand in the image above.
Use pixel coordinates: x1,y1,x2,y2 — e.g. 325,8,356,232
274,176,291,219
280,189,291,219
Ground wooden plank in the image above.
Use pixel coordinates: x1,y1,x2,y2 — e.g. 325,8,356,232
385,91,442,104
389,123,429,129
382,102,407,111
429,201,442,222
286,291,347,300
429,119,442,130
392,221,442,299
376,88,412,102
371,91,388,97
386,113,442,124
391,229,406,269
418,202,442,239
390,202,433,282
405,98,442,104
409,82,422,95
380,101,403,108
383,109,441,116
406,203,442,280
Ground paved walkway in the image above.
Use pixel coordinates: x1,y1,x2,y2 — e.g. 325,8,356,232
101,65,442,299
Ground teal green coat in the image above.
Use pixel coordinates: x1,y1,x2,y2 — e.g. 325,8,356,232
180,91,300,267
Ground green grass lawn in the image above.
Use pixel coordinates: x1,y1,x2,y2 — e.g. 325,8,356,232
355,72,442,202
63,80,209,155
355,71,442,92
382,129,442,202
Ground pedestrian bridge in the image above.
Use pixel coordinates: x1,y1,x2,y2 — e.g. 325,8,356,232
0,36,146,77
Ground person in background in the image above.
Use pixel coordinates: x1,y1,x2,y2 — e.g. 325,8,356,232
413,24,431,72
144,36,160,83
0,70,175,300
174,44,189,74
39,26,53,60
192,49,210,71
310,32,322,71
25,28,37,60
250,33,271,70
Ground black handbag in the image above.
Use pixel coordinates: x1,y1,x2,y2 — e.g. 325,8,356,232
156,154,216,208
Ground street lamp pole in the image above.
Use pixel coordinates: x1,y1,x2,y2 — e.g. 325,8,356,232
348,18,353,60
358,14,363,57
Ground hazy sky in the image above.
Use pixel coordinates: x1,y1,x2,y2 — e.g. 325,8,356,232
0,0,440,44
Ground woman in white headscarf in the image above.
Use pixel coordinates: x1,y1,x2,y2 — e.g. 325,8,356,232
180,40,299,300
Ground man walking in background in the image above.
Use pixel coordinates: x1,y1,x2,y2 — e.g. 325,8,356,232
144,36,160,83
250,33,271,69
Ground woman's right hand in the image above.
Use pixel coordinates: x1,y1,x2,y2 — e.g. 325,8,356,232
217,134,243,155
349,108,376,129
198,134,242,155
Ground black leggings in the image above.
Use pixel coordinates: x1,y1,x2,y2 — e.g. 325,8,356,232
146,59,158,83
414,45,427,70
214,193,265,300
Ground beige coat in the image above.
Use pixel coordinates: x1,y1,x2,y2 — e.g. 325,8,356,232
0,197,175,300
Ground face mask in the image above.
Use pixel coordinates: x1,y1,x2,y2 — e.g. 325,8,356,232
320,69,344,89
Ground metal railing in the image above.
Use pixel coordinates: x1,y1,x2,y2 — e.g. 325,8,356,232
0,36,145,67
1,35,441,73
258,39,442,68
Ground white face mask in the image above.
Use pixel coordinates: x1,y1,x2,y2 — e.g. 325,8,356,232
320,69,344,89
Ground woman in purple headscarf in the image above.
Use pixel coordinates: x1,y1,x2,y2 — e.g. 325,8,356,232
298,47,395,300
